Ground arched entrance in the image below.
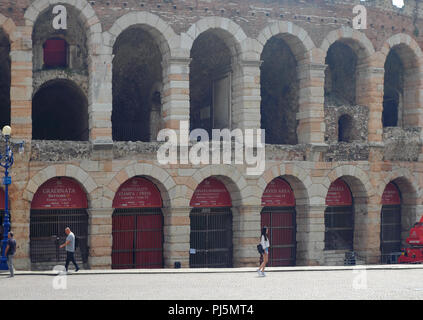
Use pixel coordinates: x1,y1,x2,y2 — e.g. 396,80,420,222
190,30,235,135
112,177,164,269
112,26,164,142
260,35,299,145
30,177,89,269
189,177,233,268
324,179,354,251
261,178,296,266
380,182,402,263
32,79,89,141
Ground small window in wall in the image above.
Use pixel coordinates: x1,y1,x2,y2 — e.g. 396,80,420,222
338,114,354,142
43,39,67,68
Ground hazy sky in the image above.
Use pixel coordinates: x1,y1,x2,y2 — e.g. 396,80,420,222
392,0,404,7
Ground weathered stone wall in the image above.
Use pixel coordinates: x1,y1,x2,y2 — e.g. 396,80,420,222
1,0,423,270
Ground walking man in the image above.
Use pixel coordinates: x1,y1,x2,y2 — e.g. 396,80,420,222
5,231,16,277
59,227,79,272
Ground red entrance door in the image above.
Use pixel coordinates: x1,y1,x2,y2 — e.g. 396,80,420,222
261,178,296,266
112,177,163,269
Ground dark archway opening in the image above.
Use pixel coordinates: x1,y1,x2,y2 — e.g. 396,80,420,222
32,80,88,141
325,42,358,107
190,30,233,136
112,26,163,142
260,36,299,145
383,50,403,127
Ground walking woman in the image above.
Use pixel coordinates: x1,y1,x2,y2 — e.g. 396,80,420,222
258,226,270,277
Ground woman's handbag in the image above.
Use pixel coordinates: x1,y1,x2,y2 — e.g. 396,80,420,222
257,244,264,255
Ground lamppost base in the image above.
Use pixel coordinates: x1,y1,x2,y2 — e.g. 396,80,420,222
0,257,9,270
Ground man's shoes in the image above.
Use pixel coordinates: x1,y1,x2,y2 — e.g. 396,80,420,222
75,267,80,272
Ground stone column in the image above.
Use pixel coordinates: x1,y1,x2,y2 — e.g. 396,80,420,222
163,207,190,268
9,26,33,270
297,63,326,144
356,66,384,143
88,54,113,144
10,26,33,141
162,57,191,133
232,60,261,130
233,205,261,267
88,208,113,269
296,204,325,266
354,203,382,264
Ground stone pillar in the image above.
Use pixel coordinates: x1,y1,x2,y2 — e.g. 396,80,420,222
162,57,190,132
354,203,381,264
233,205,261,267
356,66,384,143
296,204,325,266
10,26,33,141
88,208,113,269
297,63,326,144
232,60,261,130
88,54,113,143
9,26,33,270
163,207,190,268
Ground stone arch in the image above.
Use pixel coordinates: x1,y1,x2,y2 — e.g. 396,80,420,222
256,21,316,63
24,165,99,205
258,163,311,207
380,34,423,128
257,22,321,144
326,165,373,199
24,0,102,53
378,168,419,203
324,165,374,262
189,166,250,208
107,13,178,142
379,169,420,250
0,13,17,42
106,163,176,209
320,27,375,61
105,11,178,58
321,27,375,108
186,18,249,133
183,17,247,57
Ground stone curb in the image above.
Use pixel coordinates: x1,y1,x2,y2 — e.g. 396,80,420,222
1,264,423,276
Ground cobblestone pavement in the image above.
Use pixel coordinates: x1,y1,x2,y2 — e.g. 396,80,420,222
1,266,423,300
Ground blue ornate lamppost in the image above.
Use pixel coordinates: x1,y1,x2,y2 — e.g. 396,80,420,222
0,126,16,270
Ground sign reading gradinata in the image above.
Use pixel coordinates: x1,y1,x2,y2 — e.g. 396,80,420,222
31,177,87,209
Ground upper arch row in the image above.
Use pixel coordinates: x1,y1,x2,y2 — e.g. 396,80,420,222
0,1,421,67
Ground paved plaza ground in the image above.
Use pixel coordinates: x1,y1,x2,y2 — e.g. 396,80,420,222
1,265,423,300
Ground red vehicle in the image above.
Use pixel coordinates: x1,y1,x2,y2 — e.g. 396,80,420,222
398,216,423,264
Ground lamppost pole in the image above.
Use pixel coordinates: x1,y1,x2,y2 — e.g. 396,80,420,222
0,126,14,270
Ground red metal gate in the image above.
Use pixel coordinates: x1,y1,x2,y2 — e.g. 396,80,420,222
261,207,296,266
261,178,296,266
112,208,163,269
111,177,164,269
